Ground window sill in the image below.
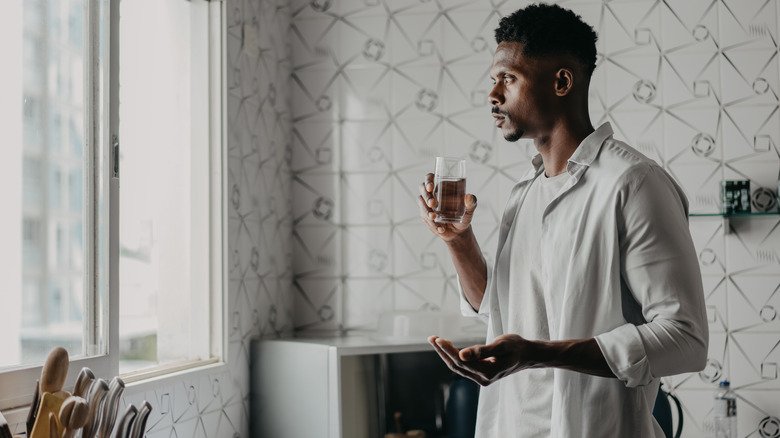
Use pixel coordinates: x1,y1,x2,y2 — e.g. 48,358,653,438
1,358,226,432
121,357,223,386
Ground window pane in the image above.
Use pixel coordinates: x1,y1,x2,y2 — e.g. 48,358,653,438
119,0,212,373
0,0,89,368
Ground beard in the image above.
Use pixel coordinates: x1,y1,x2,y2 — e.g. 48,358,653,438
492,106,523,142
504,127,524,142
501,117,524,142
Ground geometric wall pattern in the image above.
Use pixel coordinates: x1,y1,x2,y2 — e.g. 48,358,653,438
289,0,780,436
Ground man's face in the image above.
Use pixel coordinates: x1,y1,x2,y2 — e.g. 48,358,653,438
488,42,555,142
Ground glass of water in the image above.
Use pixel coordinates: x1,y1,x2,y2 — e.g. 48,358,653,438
433,157,467,223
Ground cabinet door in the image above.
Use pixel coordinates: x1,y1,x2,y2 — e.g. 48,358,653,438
254,342,332,437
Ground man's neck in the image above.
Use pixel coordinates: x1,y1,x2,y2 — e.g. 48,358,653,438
534,118,594,177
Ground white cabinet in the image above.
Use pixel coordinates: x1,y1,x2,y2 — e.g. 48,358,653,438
251,334,483,438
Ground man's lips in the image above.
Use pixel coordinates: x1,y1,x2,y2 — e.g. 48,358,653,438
492,113,505,127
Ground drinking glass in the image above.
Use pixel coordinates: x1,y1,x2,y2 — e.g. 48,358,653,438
433,157,467,223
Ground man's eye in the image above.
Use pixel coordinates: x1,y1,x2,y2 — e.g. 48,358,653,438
504,77,513,84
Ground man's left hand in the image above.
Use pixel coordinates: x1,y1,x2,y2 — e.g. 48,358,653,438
427,334,540,386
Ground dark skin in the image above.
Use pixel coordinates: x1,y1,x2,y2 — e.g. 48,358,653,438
419,41,615,386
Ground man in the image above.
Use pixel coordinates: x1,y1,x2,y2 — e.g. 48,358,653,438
418,4,708,437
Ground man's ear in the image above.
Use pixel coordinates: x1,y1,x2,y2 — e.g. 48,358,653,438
554,68,574,96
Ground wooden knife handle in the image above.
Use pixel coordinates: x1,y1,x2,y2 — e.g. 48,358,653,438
40,348,69,394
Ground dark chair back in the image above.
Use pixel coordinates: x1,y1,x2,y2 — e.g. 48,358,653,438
652,386,683,438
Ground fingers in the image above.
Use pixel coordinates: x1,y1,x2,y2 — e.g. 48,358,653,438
425,173,434,189
418,195,432,215
418,196,450,237
464,194,478,211
428,337,486,385
420,175,437,209
418,181,431,200
460,341,499,361
460,194,478,225
418,196,439,226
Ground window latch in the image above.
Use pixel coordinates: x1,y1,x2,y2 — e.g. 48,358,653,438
112,135,119,178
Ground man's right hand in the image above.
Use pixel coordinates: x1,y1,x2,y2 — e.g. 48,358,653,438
418,172,478,243
418,172,486,312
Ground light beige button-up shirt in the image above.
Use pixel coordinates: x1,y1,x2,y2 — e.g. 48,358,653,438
460,122,708,437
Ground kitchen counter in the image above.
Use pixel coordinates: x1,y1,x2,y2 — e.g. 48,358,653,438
274,331,487,356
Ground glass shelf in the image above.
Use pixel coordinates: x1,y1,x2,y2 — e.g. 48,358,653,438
689,210,780,234
690,211,780,217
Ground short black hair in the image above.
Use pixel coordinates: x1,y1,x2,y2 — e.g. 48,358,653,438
495,3,598,75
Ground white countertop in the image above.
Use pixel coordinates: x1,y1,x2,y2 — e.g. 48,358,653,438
259,331,487,356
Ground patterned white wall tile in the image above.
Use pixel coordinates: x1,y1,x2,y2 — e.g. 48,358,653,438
733,390,780,438
343,278,394,330
726,216,780,275
390,170,422,225
728,274,780,332
393,277,461,312
659,0,719,48
442,61,492,118
391,120,444,171
340,120,394,172
386,11,445,66
291,66,342,123
391,64,447,115
689,217,726,274
662,50,721,109
292,224,341,277
341,172,394,225
292,173,340,225
600,2,660,55
290,17,340,67
340,15,397,68
294,276,341,331
606,109,665,164
394,224,456,279
668,162,723,213
703,275,729,334
340,66,395,120
342,225,393,277
291,121,338,174
718,0,777,48
664,332,729,392
666,389,712,437
730,332,780,389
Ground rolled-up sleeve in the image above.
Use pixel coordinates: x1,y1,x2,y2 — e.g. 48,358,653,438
595,164,709,387
458,266,491,323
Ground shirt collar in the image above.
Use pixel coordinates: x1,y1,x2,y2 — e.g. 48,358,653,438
527,122,614,177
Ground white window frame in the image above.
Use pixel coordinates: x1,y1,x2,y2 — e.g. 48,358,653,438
0,0,227,418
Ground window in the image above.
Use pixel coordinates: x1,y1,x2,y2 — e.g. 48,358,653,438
117,0,222,376
0,0,224,410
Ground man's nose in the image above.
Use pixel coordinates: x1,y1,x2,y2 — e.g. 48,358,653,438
488,86,502,106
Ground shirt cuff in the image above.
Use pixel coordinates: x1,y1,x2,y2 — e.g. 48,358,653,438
457,269,491,323
594,323,654,387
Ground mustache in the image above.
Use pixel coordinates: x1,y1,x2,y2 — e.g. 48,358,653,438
491,107,508,116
